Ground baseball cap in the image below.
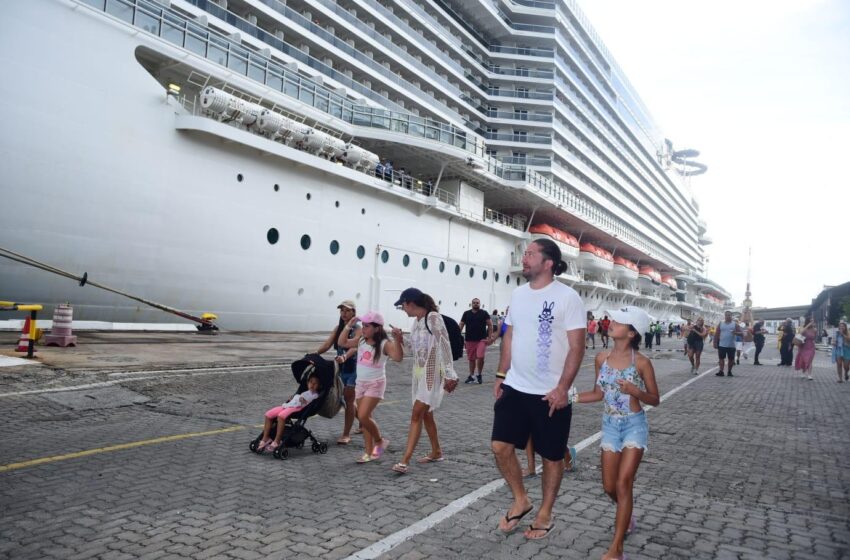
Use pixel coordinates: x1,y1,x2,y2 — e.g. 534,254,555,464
393,287,423,307
337,299,356,310
606,306,651,336
358,311,385,326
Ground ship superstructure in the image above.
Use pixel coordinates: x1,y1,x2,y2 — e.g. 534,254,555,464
0,0,731,330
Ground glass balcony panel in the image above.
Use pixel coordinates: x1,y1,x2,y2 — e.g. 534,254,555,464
105,0,133,23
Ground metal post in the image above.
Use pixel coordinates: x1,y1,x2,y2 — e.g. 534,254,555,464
28,309,36,359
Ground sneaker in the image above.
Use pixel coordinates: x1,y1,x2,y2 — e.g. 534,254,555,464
464,376,475,384
476,375,482,384
807,375,813,380
727,371,733,377
715,372,724,377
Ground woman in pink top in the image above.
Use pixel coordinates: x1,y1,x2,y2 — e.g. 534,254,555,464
587,317,599,350
794,318,817,380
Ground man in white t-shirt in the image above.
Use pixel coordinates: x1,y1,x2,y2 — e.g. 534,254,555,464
491,238,586,540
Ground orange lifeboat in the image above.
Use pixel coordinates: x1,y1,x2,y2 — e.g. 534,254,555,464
579,242,614,272
661,274,677,291
613,256,638,279
638,265,661,284
528,224,580,258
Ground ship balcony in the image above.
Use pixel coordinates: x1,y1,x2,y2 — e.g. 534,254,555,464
485,66,554,80
488,45,554,59
485,132,552,144
483,110,554,124
500,156,551,167
486,89,554,102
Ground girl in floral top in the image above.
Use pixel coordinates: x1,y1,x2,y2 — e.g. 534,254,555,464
574,307,659,560
390,287,459,474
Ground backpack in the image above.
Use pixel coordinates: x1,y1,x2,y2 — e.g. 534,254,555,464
425,312,464,361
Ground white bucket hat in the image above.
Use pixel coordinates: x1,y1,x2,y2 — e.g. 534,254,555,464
606,306,651,336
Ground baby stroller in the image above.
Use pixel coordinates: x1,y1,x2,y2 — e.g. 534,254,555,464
249,353,343,459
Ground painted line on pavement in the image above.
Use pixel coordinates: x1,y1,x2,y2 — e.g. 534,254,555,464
345,365,720,560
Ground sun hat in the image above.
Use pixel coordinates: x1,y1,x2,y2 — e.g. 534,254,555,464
606,306,651,337
337,299,356,310
393,287,423,307
358,311,385,326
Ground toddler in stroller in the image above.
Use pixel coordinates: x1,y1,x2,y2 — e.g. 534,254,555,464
250,353,342,459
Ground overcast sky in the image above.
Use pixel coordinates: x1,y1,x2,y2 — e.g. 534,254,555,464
577,0,849,308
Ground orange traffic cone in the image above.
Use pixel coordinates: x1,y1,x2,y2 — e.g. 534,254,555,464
15,317,35,354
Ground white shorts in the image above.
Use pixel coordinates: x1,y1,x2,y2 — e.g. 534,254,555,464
735,341,743,351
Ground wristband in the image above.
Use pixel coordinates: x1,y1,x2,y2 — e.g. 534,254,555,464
495,372,507,379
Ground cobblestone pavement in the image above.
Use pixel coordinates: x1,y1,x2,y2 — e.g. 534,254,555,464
0,333,848,559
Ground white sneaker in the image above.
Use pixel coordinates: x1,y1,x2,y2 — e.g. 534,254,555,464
807,375,813,380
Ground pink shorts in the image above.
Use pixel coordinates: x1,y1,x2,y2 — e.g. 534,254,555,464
465,340,487,360
265,405,304,420
355,377,386,399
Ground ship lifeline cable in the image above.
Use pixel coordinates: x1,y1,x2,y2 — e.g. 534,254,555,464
0,246,217,330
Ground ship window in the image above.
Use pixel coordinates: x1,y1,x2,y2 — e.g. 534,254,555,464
300,235,311,250
237,174,244,182
381,250,389,263
516,277,521,286
403,255,410,267
306,193,312,200
361,208,366,214
454,265,461,276
439,262,445,273
274,184,280,192
329,240,340,255
483,270,488,280
135,10,161,35
421,258,429,270
469,267,474,278
106,1,133,23
356,245,366,259
506,275,511,284
495,273,500,282
267,228,279,245
335,201,340,208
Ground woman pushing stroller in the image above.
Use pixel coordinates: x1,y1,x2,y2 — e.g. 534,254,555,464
337,311,403,463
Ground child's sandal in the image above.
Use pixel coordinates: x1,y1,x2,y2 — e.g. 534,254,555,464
391,462,408,474
356,453,373,464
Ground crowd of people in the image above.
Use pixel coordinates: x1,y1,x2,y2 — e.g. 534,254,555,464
253,240,845,559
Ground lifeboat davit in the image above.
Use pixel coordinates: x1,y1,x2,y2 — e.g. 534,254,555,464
529,224,580,259
578,243,614,273
661,274,677,291
612,256,639,280
638,265,661,285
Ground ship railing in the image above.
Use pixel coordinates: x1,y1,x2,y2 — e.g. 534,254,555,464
432,188,457,206
485,66,554,80
486,89,554,101
484,110,553,122
484,132,552,144
485,208,527,231
510,0,556,9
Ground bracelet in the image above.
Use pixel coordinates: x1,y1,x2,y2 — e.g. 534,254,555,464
495,372,507,379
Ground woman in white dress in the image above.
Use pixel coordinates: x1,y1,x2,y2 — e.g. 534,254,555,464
390,288,459,474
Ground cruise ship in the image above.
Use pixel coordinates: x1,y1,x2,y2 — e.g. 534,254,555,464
0,0,732,331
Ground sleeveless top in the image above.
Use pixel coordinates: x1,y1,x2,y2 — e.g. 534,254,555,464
333,321,359,374
596,350,645,416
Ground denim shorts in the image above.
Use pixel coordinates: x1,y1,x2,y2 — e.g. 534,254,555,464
600,411,648,453
340,371,357,387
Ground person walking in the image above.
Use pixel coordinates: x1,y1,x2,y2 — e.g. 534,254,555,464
644,323,653,350
390,288,459,474
599,315,611,349
490,238,585,540
714,311,742,377
336,311,403,462
587,315,599,350
741,321,755,362
654,322,662,347
752,319,766,365
794,318,817,380
686,317,707,374
833,321,850,382
779,319,796,366
316,299,361,444
574,306,659,560
460,298,493,385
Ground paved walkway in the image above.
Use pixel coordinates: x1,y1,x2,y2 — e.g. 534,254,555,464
0,333,848,559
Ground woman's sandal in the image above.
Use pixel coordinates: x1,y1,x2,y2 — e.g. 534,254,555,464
416,455,445,464
356,453,373,464
336,435,351,445
391,462,409,474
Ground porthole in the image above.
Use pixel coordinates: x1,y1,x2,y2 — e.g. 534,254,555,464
262,285,270,293
381,250,389,263
237,173,243,182
361,208,366,215
469,267,474,278
356,245,366,259
403,255,410,267
506,275,511,284
454,264,460,276
516,277,521,286
306,193,312,200
273,184,279,192
329,240,340,255
297,288,304,295
421,258,429,270
495,273,500,282
483,270,488,280
300,234,311,250
335,200,340,208
439,262,445,273
266,228,279,245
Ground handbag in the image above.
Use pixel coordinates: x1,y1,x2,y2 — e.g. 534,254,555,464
793,333,805,346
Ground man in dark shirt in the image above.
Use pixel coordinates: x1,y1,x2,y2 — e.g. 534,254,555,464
460,298,493,384
752,319,766,365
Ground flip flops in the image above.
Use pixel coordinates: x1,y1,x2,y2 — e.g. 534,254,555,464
524,523,554,540
500,504,533,533
416,455,445,464
336,436,351,445
371,438,389,459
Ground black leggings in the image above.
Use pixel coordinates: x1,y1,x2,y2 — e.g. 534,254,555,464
754,336,765,363
780,337,794,365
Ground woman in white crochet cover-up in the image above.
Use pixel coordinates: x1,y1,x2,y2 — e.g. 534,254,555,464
390,288,458,474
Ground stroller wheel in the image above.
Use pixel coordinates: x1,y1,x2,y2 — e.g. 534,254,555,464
249,440,259,453
319,443,328,454
311,442,320,453
296,442,304,449
274,447,288,460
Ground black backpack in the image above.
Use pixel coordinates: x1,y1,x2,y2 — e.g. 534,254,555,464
425,312,464,361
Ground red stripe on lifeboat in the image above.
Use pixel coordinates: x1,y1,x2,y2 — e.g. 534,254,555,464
639,266,661,283
614,256,638,272
529,224,579,248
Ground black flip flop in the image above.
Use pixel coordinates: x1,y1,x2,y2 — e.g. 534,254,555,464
525,524,554,540
500,505,533,533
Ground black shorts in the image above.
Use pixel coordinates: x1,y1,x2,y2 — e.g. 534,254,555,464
491,384,572,461
688,338,704,353
717,346,735,361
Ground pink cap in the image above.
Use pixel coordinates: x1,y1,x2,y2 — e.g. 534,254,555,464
358,311,385,326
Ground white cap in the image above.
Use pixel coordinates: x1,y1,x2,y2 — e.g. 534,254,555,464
606,306,651,336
